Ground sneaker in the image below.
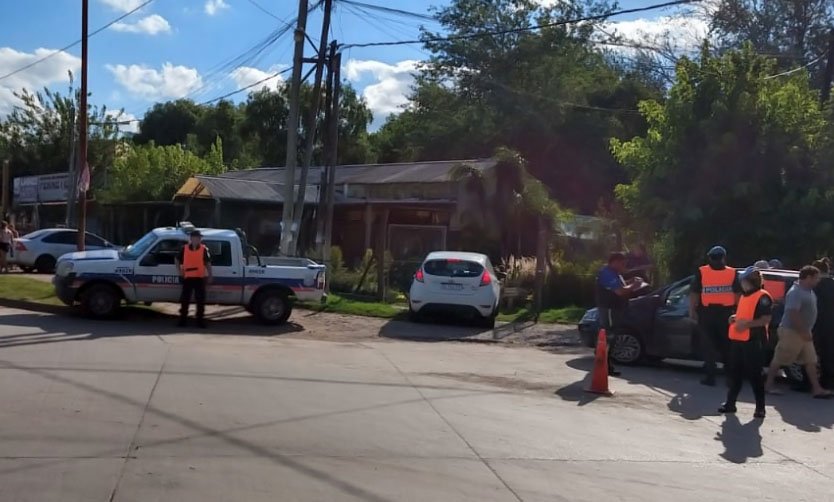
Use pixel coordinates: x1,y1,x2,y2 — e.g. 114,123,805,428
718,403,737,414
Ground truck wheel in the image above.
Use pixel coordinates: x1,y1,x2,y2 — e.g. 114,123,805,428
253,290,292,325
35,255,56,274
81,284,121,319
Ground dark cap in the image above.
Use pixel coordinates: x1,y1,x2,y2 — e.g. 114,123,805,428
190,230,202,237
707,246,727,258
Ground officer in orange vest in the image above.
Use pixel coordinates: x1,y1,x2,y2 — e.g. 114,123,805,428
720,267,772,418
689,246,742,386
175,230,212,328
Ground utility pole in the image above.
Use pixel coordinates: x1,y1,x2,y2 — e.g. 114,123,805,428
821,28,834,105
322,50,341,269
314,41,337,257
279,0,310,256
76,0,89,251
1,160,9,219
290,0,333,255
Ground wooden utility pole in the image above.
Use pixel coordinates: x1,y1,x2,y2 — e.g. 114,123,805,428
314,41,336,257
821,29,834,105
290,0,333,254
322,50,341,267
76,0,89,251
279,0,309,255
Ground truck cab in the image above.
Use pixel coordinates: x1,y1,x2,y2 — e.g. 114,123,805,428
53,223,326,325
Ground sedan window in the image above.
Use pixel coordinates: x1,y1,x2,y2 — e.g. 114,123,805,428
424,259,484,278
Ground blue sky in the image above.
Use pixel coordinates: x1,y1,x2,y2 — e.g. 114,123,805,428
0,0,704,131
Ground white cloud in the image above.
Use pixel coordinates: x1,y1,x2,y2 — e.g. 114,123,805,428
602,13,709,53
231,65,287,91
111,14,172,35
205,0,230,16
345,59,418,119
0,47,81,115
99,0,146,12
107,62,203,100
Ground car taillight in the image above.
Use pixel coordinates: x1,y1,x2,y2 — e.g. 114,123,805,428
479,270,492,286
415,268,424,282
15,241,26,252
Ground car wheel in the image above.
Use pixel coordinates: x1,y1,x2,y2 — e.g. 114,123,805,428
784,363,808,387
610,332,643,365
81,284,121,319
253,290,292,325
34,255,56,274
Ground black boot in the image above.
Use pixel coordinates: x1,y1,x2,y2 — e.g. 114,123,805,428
718,403,737,414
754,407,766,419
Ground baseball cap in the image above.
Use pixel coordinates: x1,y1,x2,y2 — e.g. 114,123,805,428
190,230,202,237
768,259,783,269
707,246,727,258
739,266,759,280
753,260,770,270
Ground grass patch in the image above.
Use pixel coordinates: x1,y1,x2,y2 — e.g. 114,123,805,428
298,293,406,319
498,305,585,324
0,275,62,305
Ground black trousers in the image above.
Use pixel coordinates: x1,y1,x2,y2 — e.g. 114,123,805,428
180,278,206,321
725,340,765,410
698,307,733,378
599,306,625,372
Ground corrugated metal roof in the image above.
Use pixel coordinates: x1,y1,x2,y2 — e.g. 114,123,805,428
190,176,318,203
216,159,496,185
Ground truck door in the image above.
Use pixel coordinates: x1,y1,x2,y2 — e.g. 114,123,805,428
204,239,244,305
134,239,185,302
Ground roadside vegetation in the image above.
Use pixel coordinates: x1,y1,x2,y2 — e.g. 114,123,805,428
0,276,62,306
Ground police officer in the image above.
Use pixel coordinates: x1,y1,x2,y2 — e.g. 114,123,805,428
596,252,646,376
175,230,212,328
720,267,772,419
689,246,741,386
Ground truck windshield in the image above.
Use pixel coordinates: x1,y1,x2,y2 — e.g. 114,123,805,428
121,232,157,260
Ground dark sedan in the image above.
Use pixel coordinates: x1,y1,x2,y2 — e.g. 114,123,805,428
578,269,804,381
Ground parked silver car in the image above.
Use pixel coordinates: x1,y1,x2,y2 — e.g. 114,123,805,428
12,228,115,273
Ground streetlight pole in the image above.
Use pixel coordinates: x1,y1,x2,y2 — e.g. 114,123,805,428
76,0,89,251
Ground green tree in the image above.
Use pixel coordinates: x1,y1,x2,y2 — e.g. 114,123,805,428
101,138,226,202
134,99,203,148
611,46,829,276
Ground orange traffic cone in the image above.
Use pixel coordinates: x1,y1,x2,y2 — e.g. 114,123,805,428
586,329,614,396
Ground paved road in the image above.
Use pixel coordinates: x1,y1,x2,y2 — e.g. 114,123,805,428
0,307,833,502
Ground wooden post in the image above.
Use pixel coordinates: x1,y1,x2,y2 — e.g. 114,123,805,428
375,207,389,301
534,215,549,320
322,50,341,265
1,160,9,219
76,0,89,251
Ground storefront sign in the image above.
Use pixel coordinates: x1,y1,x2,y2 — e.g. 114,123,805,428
13,173,71,204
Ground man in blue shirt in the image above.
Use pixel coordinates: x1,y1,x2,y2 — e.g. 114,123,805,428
596,252,646,376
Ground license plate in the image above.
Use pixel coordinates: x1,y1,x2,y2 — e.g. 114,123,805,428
441,283,463,291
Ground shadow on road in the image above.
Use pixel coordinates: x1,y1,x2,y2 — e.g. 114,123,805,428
0,308,304,349
377,317,495,343
715,414,764,464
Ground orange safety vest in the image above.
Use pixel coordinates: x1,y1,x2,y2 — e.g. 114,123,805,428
762,278,786,303
699,265,736,307
182,244,207,278
728,289,771,342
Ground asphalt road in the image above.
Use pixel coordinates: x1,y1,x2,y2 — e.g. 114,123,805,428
0,306,833,502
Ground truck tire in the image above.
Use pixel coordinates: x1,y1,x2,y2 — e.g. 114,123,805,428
81,284,121,319
253,290,292,325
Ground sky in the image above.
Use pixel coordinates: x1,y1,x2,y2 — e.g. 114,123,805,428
0,0,709,133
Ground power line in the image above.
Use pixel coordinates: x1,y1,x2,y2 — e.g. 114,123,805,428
245,0,290,24
764,51,828,79
337,0,437,22
0,0,155,82
200,67,293,105
341,0,703,49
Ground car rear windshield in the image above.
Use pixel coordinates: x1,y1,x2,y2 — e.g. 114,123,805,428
21,229,49,239
424,259,484,278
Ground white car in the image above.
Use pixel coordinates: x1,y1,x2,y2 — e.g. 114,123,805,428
13,228,115,273
53,223,326,324
408,251,501,328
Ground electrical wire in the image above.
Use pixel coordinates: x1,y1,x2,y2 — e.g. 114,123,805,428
0,0,156,82
200,67,293,105
764,51,828,79
245,0,290,23
341,0,704,49
337,0,437,22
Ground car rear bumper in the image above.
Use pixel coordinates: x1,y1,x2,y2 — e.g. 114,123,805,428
53,275,77,306
411,301,494,318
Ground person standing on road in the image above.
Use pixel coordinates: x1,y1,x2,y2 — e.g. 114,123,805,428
0,222,13,274
690,246,741,386
720,267,772,419
765,265,833,398
596,252,646,377
813,258,834,388
175,230,212,328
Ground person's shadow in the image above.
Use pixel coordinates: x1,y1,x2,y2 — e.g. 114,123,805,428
715,414,764,464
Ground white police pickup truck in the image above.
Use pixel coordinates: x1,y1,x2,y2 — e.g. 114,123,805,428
52,224,326,325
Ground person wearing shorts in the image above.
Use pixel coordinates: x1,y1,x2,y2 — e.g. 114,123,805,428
765,265,833,398
0,222,12,273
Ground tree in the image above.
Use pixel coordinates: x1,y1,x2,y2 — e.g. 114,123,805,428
611,46,829,276
194,100,246,165
134,99,203,148
100,138,226,202
0,74,123,180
